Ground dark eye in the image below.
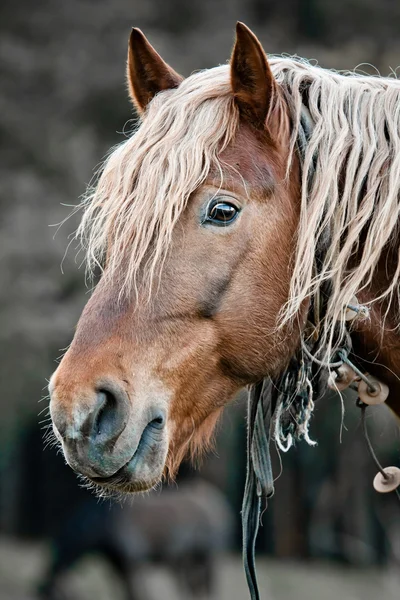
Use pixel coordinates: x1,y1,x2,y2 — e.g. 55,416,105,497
205,200,239,226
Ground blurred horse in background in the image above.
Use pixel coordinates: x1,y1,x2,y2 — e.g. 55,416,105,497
37,466,233,600
48,23,400,498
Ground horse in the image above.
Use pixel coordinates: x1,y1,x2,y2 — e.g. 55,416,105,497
48,21,400,596
38,465,233,600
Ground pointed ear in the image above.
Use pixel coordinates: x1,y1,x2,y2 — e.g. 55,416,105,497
127,28,183,113
230,23,277,127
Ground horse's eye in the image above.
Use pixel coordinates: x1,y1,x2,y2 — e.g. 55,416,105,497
206,200,239,225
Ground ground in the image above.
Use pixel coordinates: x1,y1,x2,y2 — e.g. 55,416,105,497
1,535,399,600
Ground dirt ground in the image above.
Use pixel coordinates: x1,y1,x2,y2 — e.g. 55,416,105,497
1,535,400,600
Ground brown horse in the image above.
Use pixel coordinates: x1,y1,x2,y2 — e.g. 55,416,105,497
49,23,400,497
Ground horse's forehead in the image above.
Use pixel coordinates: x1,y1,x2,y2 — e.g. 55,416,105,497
215,125,277,193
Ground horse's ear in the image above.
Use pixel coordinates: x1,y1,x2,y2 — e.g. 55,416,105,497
230,22,277,127
127,28,183,113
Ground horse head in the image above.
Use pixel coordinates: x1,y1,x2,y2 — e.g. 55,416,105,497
49,23,302,493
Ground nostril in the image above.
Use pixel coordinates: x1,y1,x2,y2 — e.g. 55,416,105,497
82,386,128,448
94,390,119,438
148,413,165,430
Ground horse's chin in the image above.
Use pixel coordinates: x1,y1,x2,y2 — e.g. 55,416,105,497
84,459,164,497
85,475,162,497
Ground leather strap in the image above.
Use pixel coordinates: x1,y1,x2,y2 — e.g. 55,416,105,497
242,380,275,600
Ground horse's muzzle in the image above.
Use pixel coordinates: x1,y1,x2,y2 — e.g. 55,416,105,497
49,378,168,492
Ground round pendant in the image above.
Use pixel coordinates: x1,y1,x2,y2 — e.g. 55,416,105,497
358,377,389,405
373,466,400,493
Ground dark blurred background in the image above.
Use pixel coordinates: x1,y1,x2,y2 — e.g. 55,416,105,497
2,1,400,598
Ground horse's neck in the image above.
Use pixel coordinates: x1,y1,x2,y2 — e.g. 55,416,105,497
352,256,400,418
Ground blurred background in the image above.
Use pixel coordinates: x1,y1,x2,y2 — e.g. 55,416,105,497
2,1,400,598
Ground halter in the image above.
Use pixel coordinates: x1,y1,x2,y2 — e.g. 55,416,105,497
241,107,400,600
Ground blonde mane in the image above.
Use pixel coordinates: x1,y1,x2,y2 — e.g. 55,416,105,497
78,66,239,293
270,57,400,353
79,57,400,355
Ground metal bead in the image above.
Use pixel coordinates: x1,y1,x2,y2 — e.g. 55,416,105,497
373,466,400,493
327,363,358,391
358,376,389,405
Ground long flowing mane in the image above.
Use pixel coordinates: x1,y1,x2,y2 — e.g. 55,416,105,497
272,58,400,353
78,67,239,291
79,57,400,354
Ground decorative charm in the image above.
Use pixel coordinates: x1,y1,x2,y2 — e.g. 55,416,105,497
302,315,397,502
373,466,400,494
358,376,389,405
